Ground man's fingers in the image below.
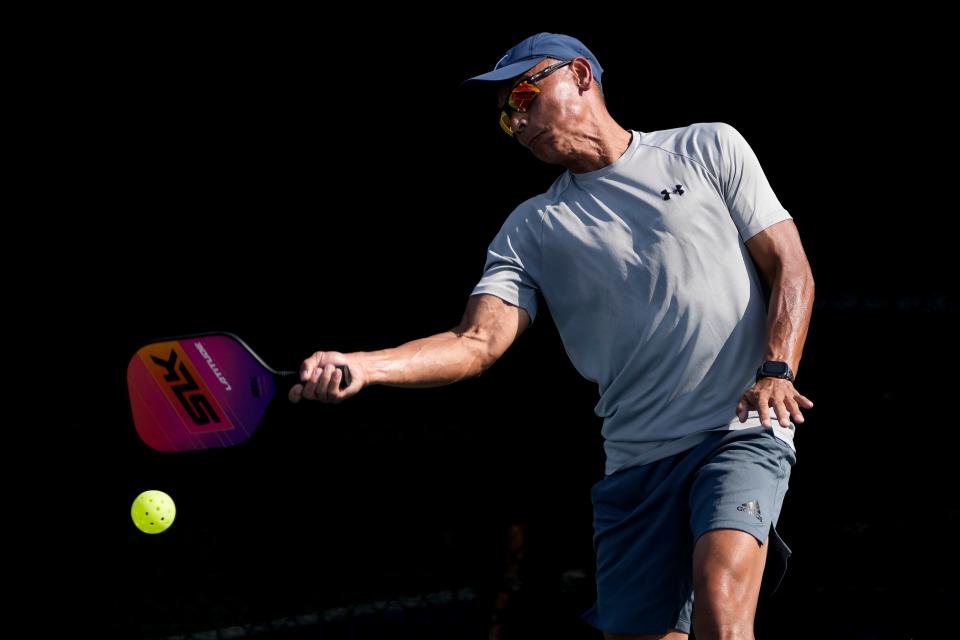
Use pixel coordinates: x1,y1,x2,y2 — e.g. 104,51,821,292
785,397,804,424
324,367,344,402
288,383,304,404
311,366,331,401
304,364,339,403
756,390,772,427
300,352,328,383
785,389,813,424
772,399,791,427
292,352,359,404
300,357,316,383
736,398,746,422
738,383,813,427
757,408,772,427
317,364,335,402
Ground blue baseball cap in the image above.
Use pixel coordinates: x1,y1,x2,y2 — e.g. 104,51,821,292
465,33,603,87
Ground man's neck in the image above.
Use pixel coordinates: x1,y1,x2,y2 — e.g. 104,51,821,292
567,124,632,174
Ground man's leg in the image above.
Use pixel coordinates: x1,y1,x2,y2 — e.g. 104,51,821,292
692,529,769,640
687,427,795,639
601,526,769,640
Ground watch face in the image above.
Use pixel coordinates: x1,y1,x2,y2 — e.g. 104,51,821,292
763,361,789,376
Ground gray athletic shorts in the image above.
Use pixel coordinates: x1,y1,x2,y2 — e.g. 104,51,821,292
582,426,795,636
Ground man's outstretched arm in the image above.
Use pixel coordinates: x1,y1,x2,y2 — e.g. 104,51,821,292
289,294,531,404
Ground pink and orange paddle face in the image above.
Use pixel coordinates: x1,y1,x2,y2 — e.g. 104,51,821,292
127,334,277,452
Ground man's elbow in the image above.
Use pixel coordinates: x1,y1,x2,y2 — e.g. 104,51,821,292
452,327,502,379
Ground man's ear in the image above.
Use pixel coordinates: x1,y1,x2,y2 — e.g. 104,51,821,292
570,57,594,91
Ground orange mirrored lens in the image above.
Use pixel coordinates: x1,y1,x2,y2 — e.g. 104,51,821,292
507,82,540,112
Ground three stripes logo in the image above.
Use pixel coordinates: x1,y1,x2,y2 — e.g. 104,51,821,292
737,500,763,522
661,184,685,200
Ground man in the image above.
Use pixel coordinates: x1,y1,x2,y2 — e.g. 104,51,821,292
290,33,814,640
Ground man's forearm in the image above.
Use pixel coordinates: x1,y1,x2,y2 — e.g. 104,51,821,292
355,329,491,388
764,264,815,375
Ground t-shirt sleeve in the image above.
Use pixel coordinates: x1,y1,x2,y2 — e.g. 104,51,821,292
470,206,542,322
702,123,791,241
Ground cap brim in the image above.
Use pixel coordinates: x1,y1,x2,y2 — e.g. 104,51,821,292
463,57,546,84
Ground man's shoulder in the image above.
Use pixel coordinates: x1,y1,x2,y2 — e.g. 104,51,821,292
640,122,741,150
638,123,748,176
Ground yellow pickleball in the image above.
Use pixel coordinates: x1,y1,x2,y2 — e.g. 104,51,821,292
131,490,176,534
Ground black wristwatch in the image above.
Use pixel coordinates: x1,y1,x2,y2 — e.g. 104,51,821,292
756,360,794,382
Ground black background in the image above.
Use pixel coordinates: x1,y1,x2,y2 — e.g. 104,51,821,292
34,13,956,640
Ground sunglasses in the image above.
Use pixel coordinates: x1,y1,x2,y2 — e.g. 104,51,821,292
498,60,571,137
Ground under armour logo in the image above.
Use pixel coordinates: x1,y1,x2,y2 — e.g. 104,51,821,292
661,185,685,200
737,500,763,522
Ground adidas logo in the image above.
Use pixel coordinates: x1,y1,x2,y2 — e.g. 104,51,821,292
737,500,763,522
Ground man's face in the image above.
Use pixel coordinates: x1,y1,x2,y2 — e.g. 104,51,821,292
495,58,588,164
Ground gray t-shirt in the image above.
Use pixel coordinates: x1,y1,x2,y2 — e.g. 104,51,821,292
472,123,796,474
